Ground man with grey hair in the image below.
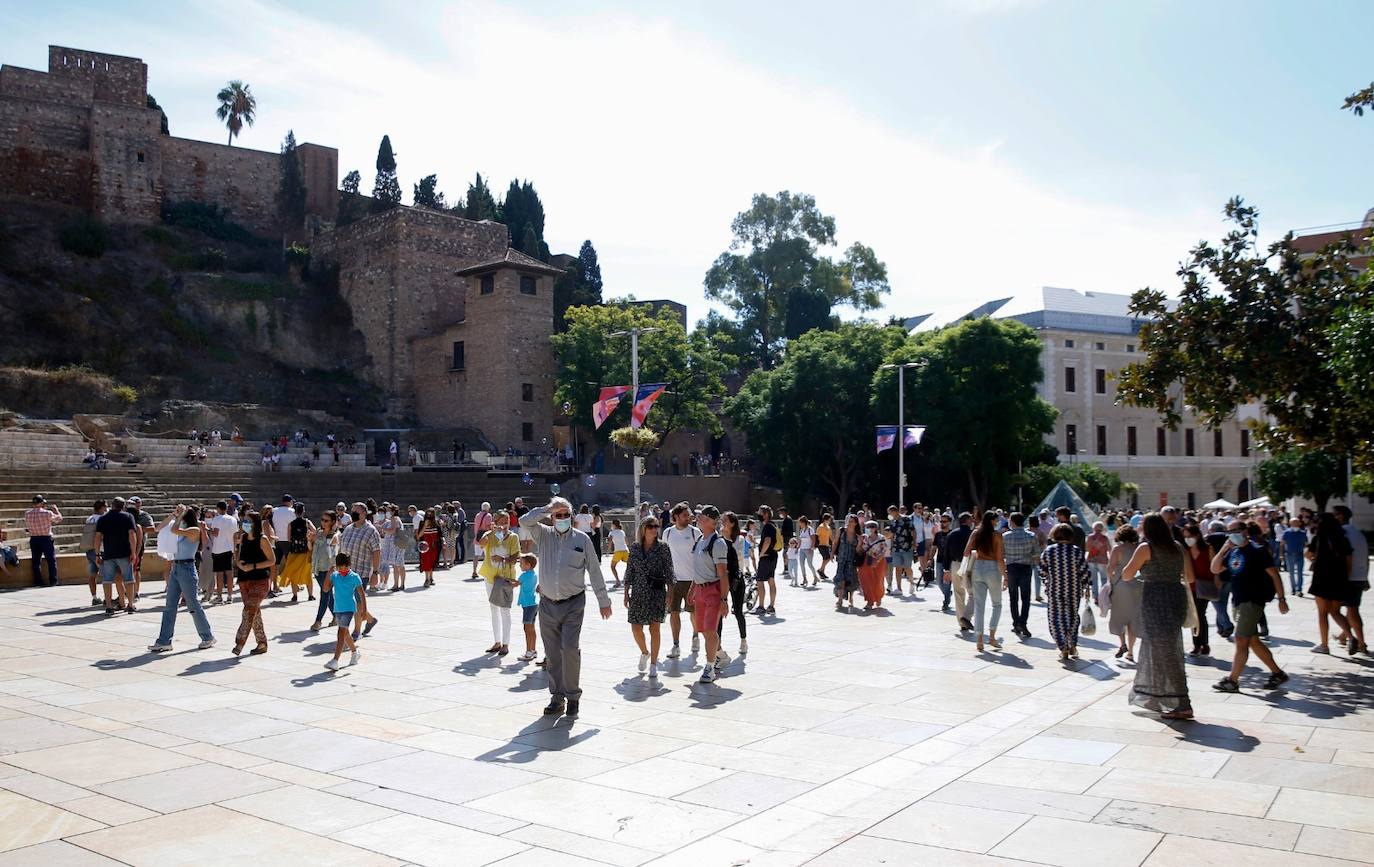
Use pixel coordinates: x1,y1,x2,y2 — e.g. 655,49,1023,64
521,496,611,720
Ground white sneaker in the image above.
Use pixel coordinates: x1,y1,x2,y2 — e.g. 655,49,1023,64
739,639,749,655
699,667,715,684
715,649,731,669
638,652,649,672
691,635,701,654
648,663,659,681
519,650,537,662
667,644,681,659
147,643,172,653
197,639,216,650
324,658,340,670
349,650,361,666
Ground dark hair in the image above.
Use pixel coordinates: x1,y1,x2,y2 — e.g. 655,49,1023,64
591,504,601,516
722,511,740,539
671,501,692,517
294,502,305,516
335,552,351,566
973,512,998,555
1314,512,1345,556
92,499,106,511
1333,505,1353,522
1141,512,1178,554
1009,511,1025,527
181,506,200,528
244,510,263,539
1115,524,1140,545
1051,523,1075,543
578,504,590,513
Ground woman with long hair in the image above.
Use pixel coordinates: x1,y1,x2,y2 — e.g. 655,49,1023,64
624,515,673,680
1041,522,1090,658
718,512,749,654
962,511,1007,652
590,504,604,560
232,510,275,656
1182,523,1218,658
1306,512,1353,654
1120,512,1194,720
857,520,889,610
1108,524,1142,662
308,510,340,632
418,510,442,587
833,515,862,611
278,502,315,603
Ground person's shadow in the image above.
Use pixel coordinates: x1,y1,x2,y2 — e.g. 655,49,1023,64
454,655,503,677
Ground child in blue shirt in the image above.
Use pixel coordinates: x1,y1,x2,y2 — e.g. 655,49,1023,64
323,553,365,671
517,554,539,662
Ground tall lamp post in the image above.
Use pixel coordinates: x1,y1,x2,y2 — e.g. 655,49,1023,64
608,327,660,516
881,360,927,509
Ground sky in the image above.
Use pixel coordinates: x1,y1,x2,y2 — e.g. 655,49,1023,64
5,0,1373,325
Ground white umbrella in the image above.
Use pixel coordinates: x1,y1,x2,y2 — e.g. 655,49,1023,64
1238,495,1272,509
1202,498,1239,510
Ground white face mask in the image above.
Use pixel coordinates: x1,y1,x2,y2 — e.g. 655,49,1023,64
555,517,573,533
1185,536,1198,547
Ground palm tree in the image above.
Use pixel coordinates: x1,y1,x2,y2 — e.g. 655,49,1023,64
215,80,257,146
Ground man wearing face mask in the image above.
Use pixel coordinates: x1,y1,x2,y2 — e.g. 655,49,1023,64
1211,519,1289,693
520,496,611,720
338,503,381,638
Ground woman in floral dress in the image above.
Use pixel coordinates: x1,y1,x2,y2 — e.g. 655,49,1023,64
623,516,673,680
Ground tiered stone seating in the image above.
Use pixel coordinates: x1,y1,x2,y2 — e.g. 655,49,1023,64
115,435,368,471
0,429,91,469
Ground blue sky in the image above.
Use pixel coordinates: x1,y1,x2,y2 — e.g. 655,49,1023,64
5,0,1371,323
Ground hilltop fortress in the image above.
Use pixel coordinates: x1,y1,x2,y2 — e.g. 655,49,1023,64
0,46,555,450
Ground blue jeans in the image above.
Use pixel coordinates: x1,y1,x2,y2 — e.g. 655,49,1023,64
29,536,57,585
1284,551,1304,594
1213,580,1234,634
1088,563,1108,595
313,571,333,624
937,561,951,606
100,556,132,585
156,561,213,645
455,526,467,563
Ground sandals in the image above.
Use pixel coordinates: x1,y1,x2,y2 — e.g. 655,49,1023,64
1311,645,1331,654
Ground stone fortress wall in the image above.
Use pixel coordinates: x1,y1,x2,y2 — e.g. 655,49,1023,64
0,46,337,235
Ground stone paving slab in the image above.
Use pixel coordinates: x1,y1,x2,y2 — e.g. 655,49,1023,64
0,563,1368,865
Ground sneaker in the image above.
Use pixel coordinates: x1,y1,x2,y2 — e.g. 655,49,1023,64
691,634,701,654
1263,670,1290,689
1350,637,1361,656
91,596,100,607
715,649,732,669
739,639,749,655
1212,677,1239,693
1311,645,1330,654
699,667,715,684
197,639,216,650
766,606,776,614
752,606,766,616
667,643,681,660
147,643,172,653
325,658,341,670
648,662,659,681
349,650,361,666
639,652,650,672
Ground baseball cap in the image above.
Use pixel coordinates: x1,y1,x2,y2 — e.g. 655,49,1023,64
1161,505,1178,513
128,496,142,505
228,492,243,503
32,494,45,503
281,494,294,502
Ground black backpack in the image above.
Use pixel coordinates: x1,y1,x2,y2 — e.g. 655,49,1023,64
704,532,740,583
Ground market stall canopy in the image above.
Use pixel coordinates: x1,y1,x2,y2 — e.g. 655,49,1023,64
1203,498,1240,510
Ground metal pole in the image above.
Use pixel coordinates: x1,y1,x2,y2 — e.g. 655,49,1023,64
631,329,641,515
897,364,905,509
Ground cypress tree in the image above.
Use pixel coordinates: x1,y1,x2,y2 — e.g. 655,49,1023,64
413,174,445,210
462,173,499,221
277,130,307,232
370,135,401,212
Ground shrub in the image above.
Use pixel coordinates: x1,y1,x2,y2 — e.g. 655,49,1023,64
112,385,138,405
59,215,109,258
140,225,183,247
160,200,264,246
285,243,310,269
610,426,660,455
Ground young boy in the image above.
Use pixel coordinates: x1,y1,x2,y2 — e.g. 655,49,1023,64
517,554,539,662
323,553,364,670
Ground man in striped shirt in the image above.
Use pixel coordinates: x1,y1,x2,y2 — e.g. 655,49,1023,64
24,495,62,587
337,503,381,638
1002,512,1041,638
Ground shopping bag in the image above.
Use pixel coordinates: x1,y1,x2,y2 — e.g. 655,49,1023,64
1080,600,1097,636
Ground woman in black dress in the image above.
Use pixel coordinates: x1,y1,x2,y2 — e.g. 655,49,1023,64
624,516,673,681
233,510,276,656
1307,512,1353,654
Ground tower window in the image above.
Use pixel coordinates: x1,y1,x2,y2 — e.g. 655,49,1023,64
519,275,537,296
1156,427,1166,456
1096,425,1107,456
1214,430,1224,457
1127,426,1137,456
521,423,533,442
451,341,464,370
1241,429,1251,457
1065,424,1077,455
1095,369,1106,394
1185,428,1195,457
480,274,494,295
521,383,533,402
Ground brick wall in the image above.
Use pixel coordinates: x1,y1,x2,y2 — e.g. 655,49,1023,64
89,102,161,224
47,46,146,108
160,137,284,235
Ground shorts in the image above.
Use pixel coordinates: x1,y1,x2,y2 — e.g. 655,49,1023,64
521,605,538,625
818,545,831,559
612,551,628,565
99,556,131,584
334,610,355,629
669,580,695,613
1347,584,1367,608
757,557,778,581
689,582,724,632
212,551,233,572
892,550,914,569
273,541,290,565
85,551,99,576
1234,602,1266,638
916,541,927,556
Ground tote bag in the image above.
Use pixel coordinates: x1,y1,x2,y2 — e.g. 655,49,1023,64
1080,599,1097,636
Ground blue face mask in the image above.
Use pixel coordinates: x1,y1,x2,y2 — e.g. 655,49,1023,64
1228,532,1248,547
242,521,252,534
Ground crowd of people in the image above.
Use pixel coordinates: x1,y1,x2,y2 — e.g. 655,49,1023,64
13,483,1371,725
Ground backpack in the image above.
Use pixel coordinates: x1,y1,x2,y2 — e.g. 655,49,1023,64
703,532,739,583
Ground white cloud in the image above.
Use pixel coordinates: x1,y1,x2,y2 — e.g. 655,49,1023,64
126,1,1217,325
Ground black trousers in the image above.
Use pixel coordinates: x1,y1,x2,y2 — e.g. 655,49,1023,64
717,577,747,640
1006,563,1033,630
30,536,57,585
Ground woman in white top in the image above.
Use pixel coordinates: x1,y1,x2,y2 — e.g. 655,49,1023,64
795,516,817,587
572,505,594,534
608,519,629,587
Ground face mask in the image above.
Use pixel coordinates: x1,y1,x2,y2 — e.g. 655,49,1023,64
241,521,252,534
337,567,350,576
494,529,507,540
352,512,363,522
1185,537,1198,547
1229,532,1248,547
555,518,572,533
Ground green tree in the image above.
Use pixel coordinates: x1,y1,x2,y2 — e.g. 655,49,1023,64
499,179,549,259
1342,82,1374,116
214,80,256,146
705,191,889,369
554,304,731,449
146,94,169,135
519,224,542,259
875,317,1058,507
1256,448,1347,512
461,173,500,221
1116,198,1371,471
412,174,446,210
730,323,907,509
553,240,605,332
1022,463,1124,509
370,135,401,213
337,169,364,227
276,130,306,232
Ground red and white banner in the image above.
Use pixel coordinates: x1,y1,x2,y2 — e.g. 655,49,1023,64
630,383,667,429
592,386,631,429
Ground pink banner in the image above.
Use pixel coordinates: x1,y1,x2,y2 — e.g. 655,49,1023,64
630,383,667,429
592,386,631,429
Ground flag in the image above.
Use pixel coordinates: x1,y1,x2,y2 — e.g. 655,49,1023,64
592,386,630,429
630,383,667,429
875,425,897,453
903,426,926,447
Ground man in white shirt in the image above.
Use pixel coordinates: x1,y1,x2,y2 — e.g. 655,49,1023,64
662,502,702,659
208,500,240,603
1335,506,1369,655
268,495,295,593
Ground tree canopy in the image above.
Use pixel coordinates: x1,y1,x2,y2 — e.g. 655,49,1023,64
412,174,446,210
500,180,549,260
370,135,401,212
1021,462,1124,510
553,240,604,332
553,304,731,448
276,130,306,232
1256,448,1347,512
1116,198,1373,473
214,80,256,147
704,191,889,369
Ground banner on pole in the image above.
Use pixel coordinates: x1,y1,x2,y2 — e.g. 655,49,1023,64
903,426,926,447
876,425,897,454
630,383,667,429
592,386,631,429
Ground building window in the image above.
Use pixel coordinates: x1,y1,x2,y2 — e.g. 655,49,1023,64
1065,424,1077,456
1065,367,1076,393
1064,339,1075,348
519,275,537,295
1126,343,1136,353
521,383,533,402
1156,427,1166,456
1214,430,1224,457
480,274,494,295
1095,369,1107,394
451,341,464,370
136,150,144,163
1241,429,1250,457
1095,341,1105,351
1185,428,1195,457
521,422,533,442
1187,492,1196,510
1127,426,1138,456
1096,425,1107,456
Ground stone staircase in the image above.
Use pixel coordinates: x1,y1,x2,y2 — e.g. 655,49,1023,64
112,434,368,471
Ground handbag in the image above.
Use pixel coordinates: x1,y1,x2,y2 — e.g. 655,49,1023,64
959,554,974,579
1183,590,1200,634
488,578,514,608
1080,600,1097,636
1194,577,1220,600
1097,580,1112,616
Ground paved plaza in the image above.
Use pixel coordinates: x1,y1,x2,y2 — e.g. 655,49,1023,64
0,565,1369,866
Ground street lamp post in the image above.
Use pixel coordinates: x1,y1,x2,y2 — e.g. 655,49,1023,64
881,360,927,509
609,327,660,518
